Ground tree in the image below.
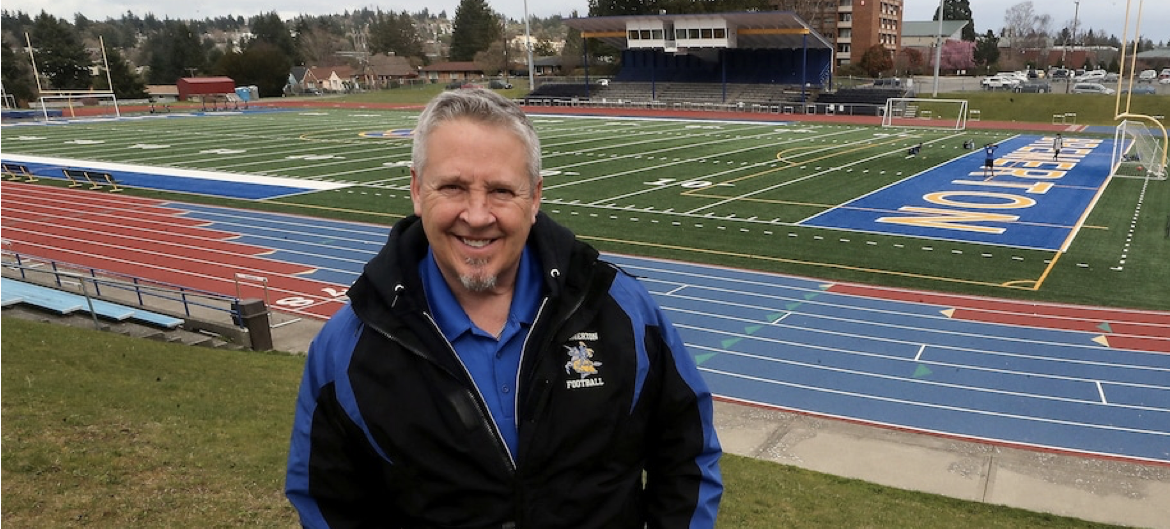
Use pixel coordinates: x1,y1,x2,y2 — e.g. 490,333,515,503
973,30,1000,74
560,10,584,74
1,42,37,105
249,12,298,63
474,40,508,77
369,11,424,59
212,41,291,97
939,40,975,73
94,47,148,98
857,44,893,78
449,0,501,61
294,17,345,67
1002,2,1051,58
935,0,976,41
895,47,926,76
144,20,206,84
30,12,92,90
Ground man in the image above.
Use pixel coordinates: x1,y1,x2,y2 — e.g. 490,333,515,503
908,142,922,157
983,143,999,179
1053,133,1063,161
285,88,723,529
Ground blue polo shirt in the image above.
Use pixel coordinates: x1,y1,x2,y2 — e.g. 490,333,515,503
419,246,542,459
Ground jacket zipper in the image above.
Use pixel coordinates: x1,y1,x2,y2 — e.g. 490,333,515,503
519,290,587,429
366,315,518,475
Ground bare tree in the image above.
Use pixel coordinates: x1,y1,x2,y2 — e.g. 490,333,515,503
1002,1,1051,59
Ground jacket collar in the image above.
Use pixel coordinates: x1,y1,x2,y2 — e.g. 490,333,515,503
349,211,591,328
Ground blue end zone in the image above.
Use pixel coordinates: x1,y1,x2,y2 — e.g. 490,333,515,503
799,135,1118,251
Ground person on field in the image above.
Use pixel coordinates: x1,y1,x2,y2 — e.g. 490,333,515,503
1053,133,1063,161
285,88,723,529
983,143,999,179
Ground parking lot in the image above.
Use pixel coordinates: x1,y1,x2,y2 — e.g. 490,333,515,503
906,74,1169,95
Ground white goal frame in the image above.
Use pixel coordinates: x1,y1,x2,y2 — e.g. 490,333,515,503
1111,119,1167,180
881,98,969,130
35,91,121,121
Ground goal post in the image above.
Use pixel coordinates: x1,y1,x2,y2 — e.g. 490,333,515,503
882,98,969,130
1111,118,1167,179
35,91,121,121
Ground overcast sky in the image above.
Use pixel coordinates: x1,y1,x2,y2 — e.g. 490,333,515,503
5,0,1167,43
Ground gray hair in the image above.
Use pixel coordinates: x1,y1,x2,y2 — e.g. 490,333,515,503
411,88,541,190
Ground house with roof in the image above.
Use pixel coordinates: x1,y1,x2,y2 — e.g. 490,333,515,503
308,65,357,93
419,61,484,84
366,54,419,88
285,66,320,95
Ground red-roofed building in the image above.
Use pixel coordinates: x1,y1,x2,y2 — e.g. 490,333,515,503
177,77,235,101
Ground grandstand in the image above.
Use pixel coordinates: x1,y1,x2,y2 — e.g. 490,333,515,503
542,12,915,115
559,12,834,108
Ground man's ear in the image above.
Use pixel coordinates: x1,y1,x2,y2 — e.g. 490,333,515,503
531,177,543,222
410,168,423,216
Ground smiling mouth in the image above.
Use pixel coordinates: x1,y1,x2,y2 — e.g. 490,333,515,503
460,237,495,248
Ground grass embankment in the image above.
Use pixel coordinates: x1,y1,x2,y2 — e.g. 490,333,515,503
1,317,1120,528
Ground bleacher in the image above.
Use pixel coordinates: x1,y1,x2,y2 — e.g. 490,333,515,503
2,277,184,329
813,88,907,116
523,83,594,104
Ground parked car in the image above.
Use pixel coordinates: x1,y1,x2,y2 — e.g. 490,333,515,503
1103,72,1119,83
1139,69,1158,82
1078,70,1107,82
1050,69,1071,80
488,79,513,89
1161,68,1170,84
1122,85,1157,95
1014,80,1052,93
981,75,1020,90
1072,82,1116,94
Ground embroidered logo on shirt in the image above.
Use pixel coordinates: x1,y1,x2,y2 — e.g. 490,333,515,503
564,341,605,389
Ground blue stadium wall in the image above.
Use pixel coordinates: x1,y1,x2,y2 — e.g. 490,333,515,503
616,48,832,86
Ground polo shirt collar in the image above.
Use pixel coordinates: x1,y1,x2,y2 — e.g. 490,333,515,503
420,246,542,340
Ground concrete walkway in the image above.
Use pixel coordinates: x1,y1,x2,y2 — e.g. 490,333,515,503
269,315,1169,529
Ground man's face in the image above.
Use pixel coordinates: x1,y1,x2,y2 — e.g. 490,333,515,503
411,118,541,296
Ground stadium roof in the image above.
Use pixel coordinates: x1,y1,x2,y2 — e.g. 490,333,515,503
565,11,832,51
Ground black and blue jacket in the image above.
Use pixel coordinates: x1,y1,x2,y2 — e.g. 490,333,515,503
286,212,723,528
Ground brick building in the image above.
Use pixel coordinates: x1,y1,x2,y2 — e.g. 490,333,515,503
771,0,904,68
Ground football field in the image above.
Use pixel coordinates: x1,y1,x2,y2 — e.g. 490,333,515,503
2,107,1167,309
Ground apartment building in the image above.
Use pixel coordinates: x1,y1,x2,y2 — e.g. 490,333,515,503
771,0,903,68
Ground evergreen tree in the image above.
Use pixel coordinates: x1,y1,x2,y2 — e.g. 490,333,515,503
212,41,291,97
935,0,977,41
394,11,425,59
2,42,37,105
249,12,300,64
31,12,92,90
449,0,501,62
973,29,1000,74
145,21,205,84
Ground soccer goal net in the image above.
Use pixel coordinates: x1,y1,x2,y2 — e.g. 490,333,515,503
35,91,121,121
881,98,969,130
1111,119,1167,179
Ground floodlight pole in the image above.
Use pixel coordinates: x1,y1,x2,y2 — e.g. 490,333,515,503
524,0,535,91
932,0,944,97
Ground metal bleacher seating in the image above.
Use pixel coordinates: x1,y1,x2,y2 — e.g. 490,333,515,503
1,277,184,329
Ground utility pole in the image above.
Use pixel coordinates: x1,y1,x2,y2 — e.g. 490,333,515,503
524,0,535,91
932,0,944,97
